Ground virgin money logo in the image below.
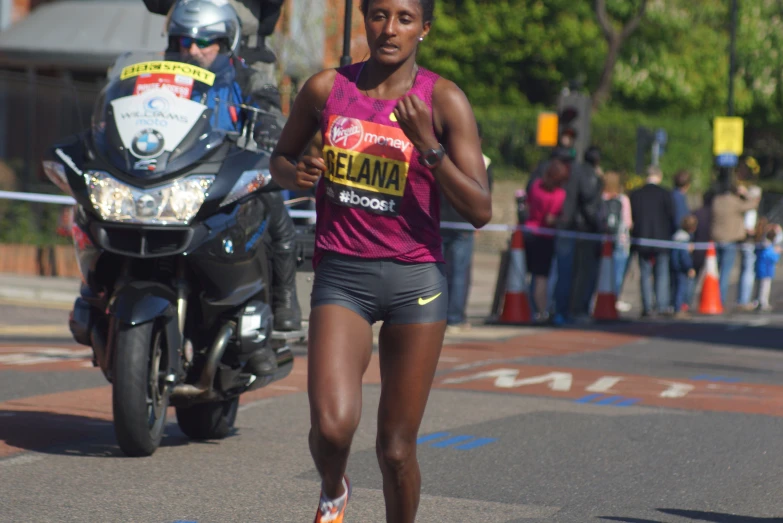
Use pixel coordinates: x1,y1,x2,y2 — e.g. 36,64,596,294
330,117,363,150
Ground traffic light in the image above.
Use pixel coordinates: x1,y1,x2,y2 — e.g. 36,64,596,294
556,92,592,163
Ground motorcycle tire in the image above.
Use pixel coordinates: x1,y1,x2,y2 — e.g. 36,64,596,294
175,397,239,440
112,320,170,457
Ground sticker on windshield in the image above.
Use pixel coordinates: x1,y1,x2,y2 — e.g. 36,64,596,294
110,88,207,158
134,73,193,99
120,61,215,86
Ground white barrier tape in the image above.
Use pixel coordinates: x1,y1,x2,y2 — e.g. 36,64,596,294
440,221,763,252
0,191,770,252
0,190,76,205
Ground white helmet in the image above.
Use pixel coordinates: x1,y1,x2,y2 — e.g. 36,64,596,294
168,0,242,55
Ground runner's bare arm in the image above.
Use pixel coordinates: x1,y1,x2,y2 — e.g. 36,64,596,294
431,80,492,228
270,70,336,191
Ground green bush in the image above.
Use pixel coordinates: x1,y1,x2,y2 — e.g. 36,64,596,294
0,201,70,245
475,105,715,190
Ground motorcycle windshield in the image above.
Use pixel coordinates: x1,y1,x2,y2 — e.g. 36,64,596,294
92,52,240,179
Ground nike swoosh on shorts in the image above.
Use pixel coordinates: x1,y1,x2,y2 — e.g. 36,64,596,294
418,293,442,306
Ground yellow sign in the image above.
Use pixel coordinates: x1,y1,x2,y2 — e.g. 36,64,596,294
119,61,216,86
713,117,744,156
536,112,559,147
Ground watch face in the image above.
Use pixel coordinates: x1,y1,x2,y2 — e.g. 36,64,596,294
423,146,443,166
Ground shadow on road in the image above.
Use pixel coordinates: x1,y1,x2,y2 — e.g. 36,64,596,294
0,410,188,458
565,317,783,351
600,517,664,523
600,509,783,522
657,509,783,522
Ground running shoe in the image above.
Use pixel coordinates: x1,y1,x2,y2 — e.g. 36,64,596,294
313,476,351,523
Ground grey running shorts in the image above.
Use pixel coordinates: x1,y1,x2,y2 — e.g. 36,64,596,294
311,253,448,324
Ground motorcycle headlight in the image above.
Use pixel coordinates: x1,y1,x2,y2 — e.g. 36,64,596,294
220,169,273,208
87,171,214,225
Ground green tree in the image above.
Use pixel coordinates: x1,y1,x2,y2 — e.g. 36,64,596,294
592,0,648,108
417,0,605,106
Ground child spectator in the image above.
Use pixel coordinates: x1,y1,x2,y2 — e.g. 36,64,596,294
671,215,698,318
754,225,782,312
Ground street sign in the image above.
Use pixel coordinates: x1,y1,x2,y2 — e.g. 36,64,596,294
655,128,668,145
716,153,739,168
713,117,744,156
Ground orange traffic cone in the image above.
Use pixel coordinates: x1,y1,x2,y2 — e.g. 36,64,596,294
498,229,532,324
699,242,723,315
593,239,619,320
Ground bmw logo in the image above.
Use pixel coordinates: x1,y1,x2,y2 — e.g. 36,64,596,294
131,129,165,158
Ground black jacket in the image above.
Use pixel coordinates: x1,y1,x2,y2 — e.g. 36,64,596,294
691,205,712,271
558,162,603,233
629,183,674,255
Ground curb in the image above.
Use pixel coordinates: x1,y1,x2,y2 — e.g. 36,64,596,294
0,274,80,305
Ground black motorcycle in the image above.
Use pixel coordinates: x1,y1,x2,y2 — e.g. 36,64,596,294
42,53,301,456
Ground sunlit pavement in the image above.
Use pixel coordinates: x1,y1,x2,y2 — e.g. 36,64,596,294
1,256,783,522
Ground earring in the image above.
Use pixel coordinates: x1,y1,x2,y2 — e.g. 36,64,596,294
418,37,424,41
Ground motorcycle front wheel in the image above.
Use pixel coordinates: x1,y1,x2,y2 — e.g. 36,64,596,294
175,397,239,440
111,320,170,457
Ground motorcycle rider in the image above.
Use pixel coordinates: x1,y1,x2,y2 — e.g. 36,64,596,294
165,0,302,331
143,0,284,110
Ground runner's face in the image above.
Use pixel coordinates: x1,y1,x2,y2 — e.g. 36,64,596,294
364,0,430,65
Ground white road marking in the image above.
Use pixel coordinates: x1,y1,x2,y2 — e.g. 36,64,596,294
442,369,573,392
658,380,695,398
586,376,624,393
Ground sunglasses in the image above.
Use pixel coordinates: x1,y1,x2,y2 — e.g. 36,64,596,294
179,36,217,49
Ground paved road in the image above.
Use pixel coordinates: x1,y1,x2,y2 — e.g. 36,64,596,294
1,253,783,522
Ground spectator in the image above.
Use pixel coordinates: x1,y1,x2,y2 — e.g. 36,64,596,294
585,145,603,177
671,170,692,231
671,215,698,318
629,165,674,317
440,125,494,332
553,147,604,325
691,191,714,278
670,170,691,306
736,159,763,311
754,225,782,312
602,170,633,311
524,158,568,323
527,146,576,193
710,183,760,306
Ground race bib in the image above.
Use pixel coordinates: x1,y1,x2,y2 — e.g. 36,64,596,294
322,115,413,216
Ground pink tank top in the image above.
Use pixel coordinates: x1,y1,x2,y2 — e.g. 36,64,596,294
314,62,444,268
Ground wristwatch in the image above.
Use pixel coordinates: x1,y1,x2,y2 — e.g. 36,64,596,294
420,143,446,169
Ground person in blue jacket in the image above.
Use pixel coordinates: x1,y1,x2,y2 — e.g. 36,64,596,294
755,226,782,312
165,0,302,331
671,215,698,318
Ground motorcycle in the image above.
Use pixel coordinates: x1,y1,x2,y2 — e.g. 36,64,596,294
42,53,302,457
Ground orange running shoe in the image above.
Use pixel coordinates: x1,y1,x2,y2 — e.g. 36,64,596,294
313,476,351,523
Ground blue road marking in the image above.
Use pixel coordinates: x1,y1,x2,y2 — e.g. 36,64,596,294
416,432,450,445
430,435,474,448
574,393,605,403
574,394,642,407
454,437,498,450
